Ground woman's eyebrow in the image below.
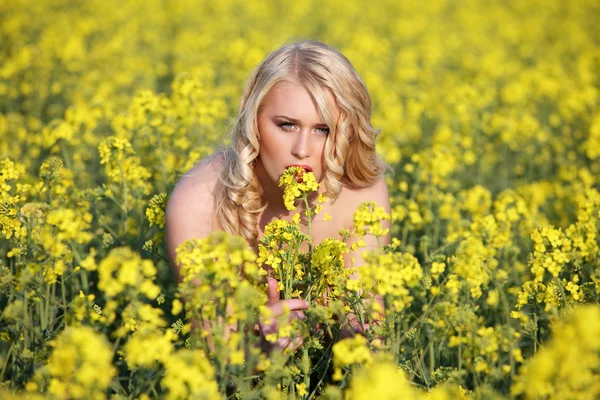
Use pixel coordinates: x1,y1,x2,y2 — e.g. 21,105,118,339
274,115,328,127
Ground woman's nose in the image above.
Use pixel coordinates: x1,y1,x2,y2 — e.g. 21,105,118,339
291,132,309,159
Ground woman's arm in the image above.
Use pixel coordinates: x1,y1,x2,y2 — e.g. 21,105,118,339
341,176,392,336
165,161,230,349
165,162,219,283
165,158,309,353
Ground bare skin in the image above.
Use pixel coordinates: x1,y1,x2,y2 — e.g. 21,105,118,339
166,80,391,352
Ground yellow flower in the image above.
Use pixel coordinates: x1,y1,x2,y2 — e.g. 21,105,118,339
98,136,152,194
162,349,219,399
98,247,159,299
353,201,391,237
358,251,422,308
345,362,417,400
512,305,600,399
229,349,245,365
333,335,373,370
79,248,97,271
25,381,38,392
486,289,499,306
146,192,168,228
431,261,446,279
48,326,115,399
172,299,183,315
279,166,320,211
296,382,308,396
124,328,176,369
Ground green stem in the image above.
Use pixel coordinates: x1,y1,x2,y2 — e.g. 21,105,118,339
283,239,295,299
23,293,30,349
307,356,332,400
429,340,435,379
304,196,313,241
303,195,314,302
50,283,57,328
81,270,89,292
416,348,430,389
42,284,50,330
303,348,310,399
61,277,68,326
118,158,129,237
0,343,16,381
533,314,538,354
59,141,73,171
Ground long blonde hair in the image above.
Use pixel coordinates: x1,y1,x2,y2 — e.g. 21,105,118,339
214,40,388,246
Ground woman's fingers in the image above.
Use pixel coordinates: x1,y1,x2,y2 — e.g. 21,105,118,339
266,277,280,306
269,299,309,317
260,309,306,333
259,290,309,354
289,310,306,320
288,335,304,352
276,337,290,349
314,322,324,334
276,334,304,352
354,323,370,334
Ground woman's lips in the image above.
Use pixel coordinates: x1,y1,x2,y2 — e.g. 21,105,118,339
287,164,313,172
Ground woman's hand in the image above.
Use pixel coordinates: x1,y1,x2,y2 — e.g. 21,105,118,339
257,277,309,354
338,313,371,339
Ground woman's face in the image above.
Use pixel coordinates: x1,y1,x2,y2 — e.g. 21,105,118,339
256,80,337,190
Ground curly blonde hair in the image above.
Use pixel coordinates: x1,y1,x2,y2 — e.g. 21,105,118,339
214,40,388,246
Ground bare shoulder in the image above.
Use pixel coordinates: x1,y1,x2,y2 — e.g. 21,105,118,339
165,152,225,271
336,176,392,254
337,175,391,212
167,152,224,213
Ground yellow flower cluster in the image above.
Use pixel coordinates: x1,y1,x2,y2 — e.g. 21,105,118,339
1,0,600,397
0,158,27,240
357,251,423,310
512,305,600,399
123,326,176,369
345,362,415,400
332,335,373,380
38,156,63,182
279,166,319,211
99,136,152,195
310,238,349,299
530,226,571,282
145,192,168,228
46,326,115,400
176,231,259,288
257,219,309,298
97,247,161,299
258,219,309,260
516,188,600,312
162,349,220,399
451,235,496,300
353,201,391,237
344,361,471,400
175,231,262,332
567,188,600,261
583,113,600,159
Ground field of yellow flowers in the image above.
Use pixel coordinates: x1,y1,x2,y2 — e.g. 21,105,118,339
1,0,600,398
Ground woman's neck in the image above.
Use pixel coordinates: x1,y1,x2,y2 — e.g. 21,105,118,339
254,160,286,211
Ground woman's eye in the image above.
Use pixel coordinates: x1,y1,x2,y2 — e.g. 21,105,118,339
279,123,295,132
278,122,329,136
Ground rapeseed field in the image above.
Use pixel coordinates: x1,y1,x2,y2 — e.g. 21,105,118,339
1,0,599,398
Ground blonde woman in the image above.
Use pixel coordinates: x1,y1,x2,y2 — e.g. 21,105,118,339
166,40,391,352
